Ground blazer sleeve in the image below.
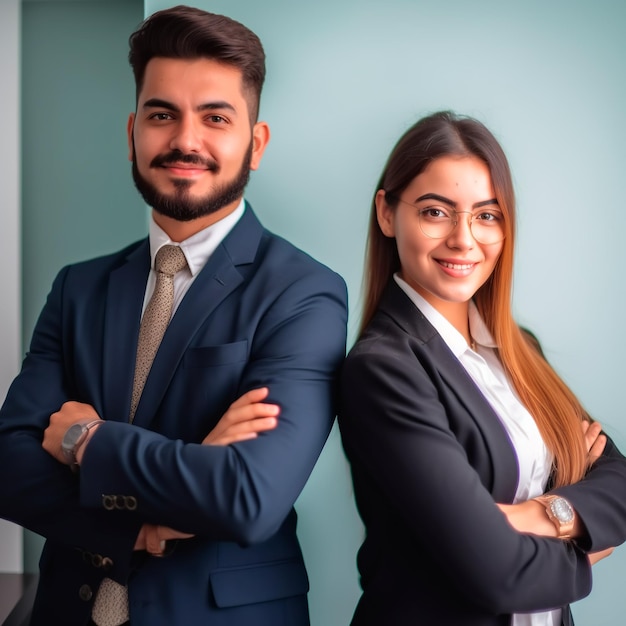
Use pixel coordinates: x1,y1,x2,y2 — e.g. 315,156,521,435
79,266,348,545
553,434,626,552
0,267,141,580
338,332,594,616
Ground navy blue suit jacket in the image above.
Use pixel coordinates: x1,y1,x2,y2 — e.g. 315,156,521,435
339,280,626,626
0,205,348,626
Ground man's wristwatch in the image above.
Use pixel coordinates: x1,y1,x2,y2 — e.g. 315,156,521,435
61,419,103,471
535,494,575,539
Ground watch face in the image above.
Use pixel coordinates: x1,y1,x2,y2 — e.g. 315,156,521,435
550,497,574,524
61,424,85,452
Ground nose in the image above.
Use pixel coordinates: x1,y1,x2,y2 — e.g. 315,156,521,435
446,211,475,249
169,116,203,153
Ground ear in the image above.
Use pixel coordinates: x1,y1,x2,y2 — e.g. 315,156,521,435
375,189,396,238
126,113,135,162
249,121,270,171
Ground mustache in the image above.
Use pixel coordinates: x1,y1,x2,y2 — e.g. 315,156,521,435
150,151,219,171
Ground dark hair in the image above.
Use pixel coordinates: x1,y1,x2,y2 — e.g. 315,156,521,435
362,110,590,487
128,5,266,122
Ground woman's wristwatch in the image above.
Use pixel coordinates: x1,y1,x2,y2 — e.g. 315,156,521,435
534,495,575,539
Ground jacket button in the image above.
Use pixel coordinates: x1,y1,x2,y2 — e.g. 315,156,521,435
91,554,103,568
78,584,93,601
102,495,114,510
125,496,138,511
102,557,113,571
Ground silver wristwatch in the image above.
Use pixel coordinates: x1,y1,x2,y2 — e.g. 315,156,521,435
61,419,102,470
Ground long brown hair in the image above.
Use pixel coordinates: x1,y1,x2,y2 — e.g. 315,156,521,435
362,111,588,487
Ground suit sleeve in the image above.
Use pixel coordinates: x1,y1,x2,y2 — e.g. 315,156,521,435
553,435,626,552
79,268,348,544
338,334,594,615
0,267,141,580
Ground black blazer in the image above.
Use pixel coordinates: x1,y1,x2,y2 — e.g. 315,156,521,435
338,280,626,626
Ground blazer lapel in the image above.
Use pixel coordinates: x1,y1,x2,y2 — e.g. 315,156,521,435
102,239,151,423
130,206,264,428
379,281,519,502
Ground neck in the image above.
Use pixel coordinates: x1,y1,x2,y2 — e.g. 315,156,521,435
152,200,241,243
428,298,472,345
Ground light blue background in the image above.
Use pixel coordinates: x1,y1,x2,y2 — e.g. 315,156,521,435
19,0,626,624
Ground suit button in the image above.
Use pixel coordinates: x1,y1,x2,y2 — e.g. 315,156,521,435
102,557,113,571
125,496,137,511
91,554,103,568
78,584,93,601
102,495,114,510
115,495,125,510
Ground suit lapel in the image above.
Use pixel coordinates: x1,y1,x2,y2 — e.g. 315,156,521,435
102,239,150,423
379,281,519,502
130,206,264,428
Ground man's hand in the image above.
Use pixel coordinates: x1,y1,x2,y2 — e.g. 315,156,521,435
42,401,101,464
135,388,280,551
581,419,606,466
134,524,194,556
202,387,279,446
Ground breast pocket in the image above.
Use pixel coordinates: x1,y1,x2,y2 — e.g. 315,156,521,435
184,340,248,369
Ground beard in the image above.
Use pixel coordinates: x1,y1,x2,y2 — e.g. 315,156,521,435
131,141,253,222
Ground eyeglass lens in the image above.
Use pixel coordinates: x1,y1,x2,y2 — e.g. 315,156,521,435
418,206,504,244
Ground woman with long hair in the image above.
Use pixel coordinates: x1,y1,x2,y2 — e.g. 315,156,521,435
339,111,626,625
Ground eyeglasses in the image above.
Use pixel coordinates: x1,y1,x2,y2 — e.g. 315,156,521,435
395,198,506,245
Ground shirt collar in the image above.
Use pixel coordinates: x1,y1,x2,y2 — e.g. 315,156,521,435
148,199,245,276
469,302,497,349
393,273,497,356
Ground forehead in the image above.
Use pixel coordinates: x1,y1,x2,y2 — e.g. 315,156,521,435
410,156,494,196
139,57,248,110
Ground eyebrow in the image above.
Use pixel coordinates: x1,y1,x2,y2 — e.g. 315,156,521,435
415,193,499,209
142,98,237,114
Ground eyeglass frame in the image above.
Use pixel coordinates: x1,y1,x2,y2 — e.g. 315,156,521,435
387,194,506,245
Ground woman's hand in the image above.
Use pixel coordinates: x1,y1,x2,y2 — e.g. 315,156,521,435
588,546,614,566
202,387,279,446
497,500,558,537
581,419,606,466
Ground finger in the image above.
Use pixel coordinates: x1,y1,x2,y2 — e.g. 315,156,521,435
238,415,278,434
206,416,278,446
217,404,280,432
210,432,258,446
157,526,194,541
588,434,607,463
217,416,278,438
230,402,280,422
583,421,602,450
229,387,270,410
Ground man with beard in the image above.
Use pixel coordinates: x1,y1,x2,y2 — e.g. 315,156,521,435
0,6,347,626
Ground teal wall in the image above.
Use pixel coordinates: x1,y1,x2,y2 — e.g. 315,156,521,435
21,0,146,349
21,0,145,571
20,0,626,624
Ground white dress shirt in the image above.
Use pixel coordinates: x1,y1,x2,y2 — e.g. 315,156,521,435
142,199,245,318
394,275,560,626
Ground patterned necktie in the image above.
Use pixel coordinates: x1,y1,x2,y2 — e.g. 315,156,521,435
91,244,188,626
130,244,188,421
